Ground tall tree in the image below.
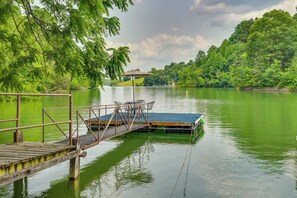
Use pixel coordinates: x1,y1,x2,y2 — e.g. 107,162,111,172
0,0,133,92
247,9,297,71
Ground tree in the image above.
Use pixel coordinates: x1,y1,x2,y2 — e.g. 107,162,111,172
229,19,254,43
0,0,133,92
195,50,206,66
247,9,297,71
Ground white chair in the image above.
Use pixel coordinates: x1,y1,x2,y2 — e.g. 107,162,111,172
136,100,145,110
144,101,155,119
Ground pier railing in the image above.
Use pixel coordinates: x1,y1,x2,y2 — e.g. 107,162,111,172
0,93,73,145
73,102,151,146
0,93,153,147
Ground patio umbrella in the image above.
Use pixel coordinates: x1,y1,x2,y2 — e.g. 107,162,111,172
123,69,151,104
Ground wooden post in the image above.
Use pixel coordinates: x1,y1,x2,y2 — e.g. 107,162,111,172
68,177,80,197
13,178,24,197
115,110,117,135
42,108,45,143
98,109,100,140
76,111,79,139
89,107,91,129
69,93,73,146
69,138,80,180
14,95,21,143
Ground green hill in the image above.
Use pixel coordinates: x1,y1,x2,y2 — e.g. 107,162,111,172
143,9,297,91
117,78,144,86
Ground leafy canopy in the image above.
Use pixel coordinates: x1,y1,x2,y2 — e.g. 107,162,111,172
0,0,133,92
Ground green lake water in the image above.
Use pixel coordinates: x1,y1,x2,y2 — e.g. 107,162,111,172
1,87,297,197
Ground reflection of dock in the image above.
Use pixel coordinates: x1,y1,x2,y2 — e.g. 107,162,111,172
5,130,204,197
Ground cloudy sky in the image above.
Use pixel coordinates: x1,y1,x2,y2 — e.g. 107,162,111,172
107,0,296,71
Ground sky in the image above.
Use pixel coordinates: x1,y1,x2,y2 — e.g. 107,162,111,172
107,0,297,71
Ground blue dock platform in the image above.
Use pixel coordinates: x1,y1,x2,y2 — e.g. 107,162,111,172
88,112,204,133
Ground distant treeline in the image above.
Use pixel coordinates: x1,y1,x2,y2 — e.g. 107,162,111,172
144,9,297,90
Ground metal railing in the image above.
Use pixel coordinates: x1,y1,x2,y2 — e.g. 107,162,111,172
74,102,152,144
0,93,73,145
0,93,154,147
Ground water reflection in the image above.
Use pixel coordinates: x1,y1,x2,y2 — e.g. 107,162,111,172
0,131,204,197
2,87,297,196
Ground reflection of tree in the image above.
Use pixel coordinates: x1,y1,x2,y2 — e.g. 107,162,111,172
83,139,154,197
115,140,154,188
0,177,28,198
3,131,204,197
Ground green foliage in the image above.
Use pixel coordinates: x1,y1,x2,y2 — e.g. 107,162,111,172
0,0,133,92
229,19,254,43
143,68,169,86
146,9,297,91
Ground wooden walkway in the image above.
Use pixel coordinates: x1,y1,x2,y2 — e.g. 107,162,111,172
58,123,149,149
0,143,76,186
79,124,149,149
0,124,149,185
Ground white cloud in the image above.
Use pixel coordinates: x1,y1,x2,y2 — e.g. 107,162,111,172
171,26,179,32
190,0,297,27
227,0,297,22
190,0,201,11
190,0,250,15
107,34,212,70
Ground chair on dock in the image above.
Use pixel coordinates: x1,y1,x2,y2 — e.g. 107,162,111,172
144,101,155,119
136,100,145,110
124,102,136,116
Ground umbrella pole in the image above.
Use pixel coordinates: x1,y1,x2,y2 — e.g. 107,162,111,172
132,75,135,104
132,76,135,115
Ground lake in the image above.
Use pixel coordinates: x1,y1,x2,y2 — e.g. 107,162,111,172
1,87,297,197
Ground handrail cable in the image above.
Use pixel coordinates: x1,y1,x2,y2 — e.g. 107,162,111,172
169,132,193,198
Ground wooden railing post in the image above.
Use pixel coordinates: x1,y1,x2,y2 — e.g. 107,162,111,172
42,108,45,143
98,109,100,140
76,110,79,139
14,95,21,143
88,107,91,129
69,138,80,180
69,93,73,146
115,108,117,135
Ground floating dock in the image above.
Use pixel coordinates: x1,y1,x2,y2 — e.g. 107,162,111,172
88,112,204,133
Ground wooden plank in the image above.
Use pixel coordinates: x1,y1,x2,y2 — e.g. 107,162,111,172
0,149,63,154
0,146,71,152
0,143,75,169
79,124,148,149
0,149,74,167
0,150,79,186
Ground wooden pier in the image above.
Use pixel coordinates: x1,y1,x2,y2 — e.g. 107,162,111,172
0,93,204,186
0,143,77,186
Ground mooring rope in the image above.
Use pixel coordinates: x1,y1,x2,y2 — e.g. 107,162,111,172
169,132,194,198
183,138,194,197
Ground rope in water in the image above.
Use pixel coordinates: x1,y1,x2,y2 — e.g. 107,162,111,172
169,132,194,198
183,138,194,197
